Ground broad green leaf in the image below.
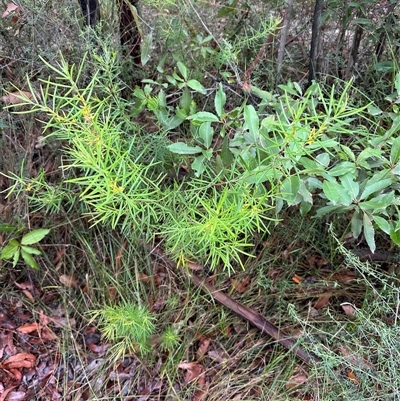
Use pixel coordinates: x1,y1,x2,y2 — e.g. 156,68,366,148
186,80,207,94
187,111,219,123
390,229,400,246
323,180,352,205
340,145,355,161
191,155,206,177
12,248,20,267
359,199,389,211
372,215,390,235
351,209,363,238
21,229,50,245
214,83,226,117
167,142,202,154
21,248,38,269
221,135,233,166
363,213,375,253
177,61,188,81
300,201,312,216
298,181,313,204
21,245,42,255
340,173,359,201
180,88,192,112
328,162,356,177
367,105,382,116
281,176,301,205
315,204,347,217
0,240,20,260
316,153,330,167
140,32,152,66
244,105,259,142
243,167,282,184
391,137,400,164
198,122,214,148
359,178,392,200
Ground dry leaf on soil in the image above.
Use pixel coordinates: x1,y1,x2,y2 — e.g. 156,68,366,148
2,2,19,18
178,362,205,384
1,91,32,105
0,352,36,370
341,303,357,316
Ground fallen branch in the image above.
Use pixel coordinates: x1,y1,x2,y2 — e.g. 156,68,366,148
149,246,320,366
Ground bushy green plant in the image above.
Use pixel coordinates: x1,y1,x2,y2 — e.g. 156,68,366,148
89,302,155,358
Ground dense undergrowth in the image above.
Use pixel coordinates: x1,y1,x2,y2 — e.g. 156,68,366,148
1,0,400,399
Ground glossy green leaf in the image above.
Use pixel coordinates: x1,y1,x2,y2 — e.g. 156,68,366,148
316,153,330,167
391,137,400,164
214,83,226,117
220,135,233,166
323,180,352,205
21,245,42,255
21,248,38,269
340,173,359,201
191,154,206,177
140,32,152,66
281,176,301,205
186,80,207,94
390,229,400,246
0,224,16,233
0,240,20,260
363,213,375,253
21,229,50,245
167,142,202,154
12,248,20,267
187,111,219,123
328,162,356,177
198,122,214,148
180,88,192,112
177,61,188,80
372,215,390,235
359,178,392,200
244,105,259,142
351,209,363,238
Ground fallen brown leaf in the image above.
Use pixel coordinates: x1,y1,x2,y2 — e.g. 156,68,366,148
16,322,41,334
341,303,357,317
2,2,19,18
286,373,308,389
196,336,211,359
1,91,32,105
1,352,36,370
178,362,205,383
314,295,331,309
59,274,79,288
230,276,250,293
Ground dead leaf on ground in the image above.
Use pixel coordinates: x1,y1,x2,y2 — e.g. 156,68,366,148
341,303,357,317
1,91,32,105
314,295,331,309
16,322,41,334
2,2,19,18
347,370,359,385
331,271,358,283
187,261,203,271
292,274,304,284
0,352,36,370
178,362,205,384
196,336,211,359
230,276,250,293
286,373,308,389
59,274,79,288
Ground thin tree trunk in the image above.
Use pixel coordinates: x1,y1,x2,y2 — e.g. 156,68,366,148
275,0,295,88
307,0,324,88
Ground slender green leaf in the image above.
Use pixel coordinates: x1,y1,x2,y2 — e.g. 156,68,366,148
0,224,16,233
328,162,356,177
244,105,259,142
359,178,392,200
21,248,38,269
214,83,226,117
140,32,152,66
391,137,400,164
21,229,50,245
167,142,202,155
351,209,363,238
390,229,400,245
177,62,188,80
21,245,42,255
363,213,375,253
